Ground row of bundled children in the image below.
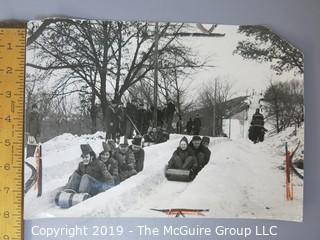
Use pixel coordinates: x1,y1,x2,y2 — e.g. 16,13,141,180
56,134,212,208
167,135,211,177
62,135,145,197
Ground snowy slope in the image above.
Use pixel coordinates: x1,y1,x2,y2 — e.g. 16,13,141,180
24,94,303,221
24,132,303,221
24,135,227,218
120,134,303,221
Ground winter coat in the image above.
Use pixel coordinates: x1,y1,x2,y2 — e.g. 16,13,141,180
114,148,137,181
248,125,266,142
144,132,155,143
189,143,207,170
168,146,196,170
251,112,264,126
186,119,193,133
75,159,114,185
100,157,119,177
155,130,168,143
27,110,41,139
105,106,119,139
193,117,201,134
176,120,183,134
166,102,176,115
129,146,145,173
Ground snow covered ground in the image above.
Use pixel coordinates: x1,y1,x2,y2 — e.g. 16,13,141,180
24,95,303,221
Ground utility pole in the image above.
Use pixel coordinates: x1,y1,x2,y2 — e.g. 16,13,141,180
212,78,217,137
153,22,159,127
229,118,231,139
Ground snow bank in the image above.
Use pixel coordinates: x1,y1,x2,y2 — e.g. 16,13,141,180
25,135,228,218
265,124,304,162
24,93,303,221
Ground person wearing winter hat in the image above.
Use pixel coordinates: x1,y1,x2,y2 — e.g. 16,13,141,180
106,139,117,155
64,144,115,196
114,138,137,182
129,135,145,173
99,142,119,184
201,136,211,166
143,127,156,143
201,136,210,147
167,136,196,170
189,135,206,173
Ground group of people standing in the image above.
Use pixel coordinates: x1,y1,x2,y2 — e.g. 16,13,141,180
64,135,145,197
167,135,211,175
106,100,176,140
185,114,202,135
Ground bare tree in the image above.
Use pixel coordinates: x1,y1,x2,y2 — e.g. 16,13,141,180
27,20,198,134
264,79,304,133
197,77,234,135
234,25,303,75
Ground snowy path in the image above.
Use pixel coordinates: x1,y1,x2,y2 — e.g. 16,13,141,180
24,95,303,221
24,133,303,221
120,138,303,221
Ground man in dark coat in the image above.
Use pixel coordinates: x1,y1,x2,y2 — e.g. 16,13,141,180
186,118,193,135
125,101,138,138
27,104,41,142
65,144,114,196
193,114,202,135
251,108,264,126
155,127,169,143
137,103,146,134
249,108,265,143
201,136,211,166
176,115,183,134
166,101,176,133
167,136,196,170
114,138,137,182
129,135,145,173
189,135,207,173
106,101,120,140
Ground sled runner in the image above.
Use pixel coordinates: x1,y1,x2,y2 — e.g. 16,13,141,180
151,208,209,217
24,143,43,197
24,161,37,194
165,168,195,182
55,189,91,208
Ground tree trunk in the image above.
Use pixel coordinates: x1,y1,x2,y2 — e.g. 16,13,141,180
102,103,110,139
90,106,97,134
89,91,97,134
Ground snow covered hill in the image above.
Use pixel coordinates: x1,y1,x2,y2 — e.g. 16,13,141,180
24,129,303,221
24,93,303,221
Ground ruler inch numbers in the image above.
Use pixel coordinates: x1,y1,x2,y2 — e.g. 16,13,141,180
0,24,26,240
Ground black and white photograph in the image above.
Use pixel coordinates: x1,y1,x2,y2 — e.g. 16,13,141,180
23,19,304,221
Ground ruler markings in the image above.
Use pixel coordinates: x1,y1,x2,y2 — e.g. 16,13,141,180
0,27,25,240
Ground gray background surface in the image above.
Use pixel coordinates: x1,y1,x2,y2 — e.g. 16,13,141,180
0,0,319,239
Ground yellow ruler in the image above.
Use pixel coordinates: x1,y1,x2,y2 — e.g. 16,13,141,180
0,24,26,240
